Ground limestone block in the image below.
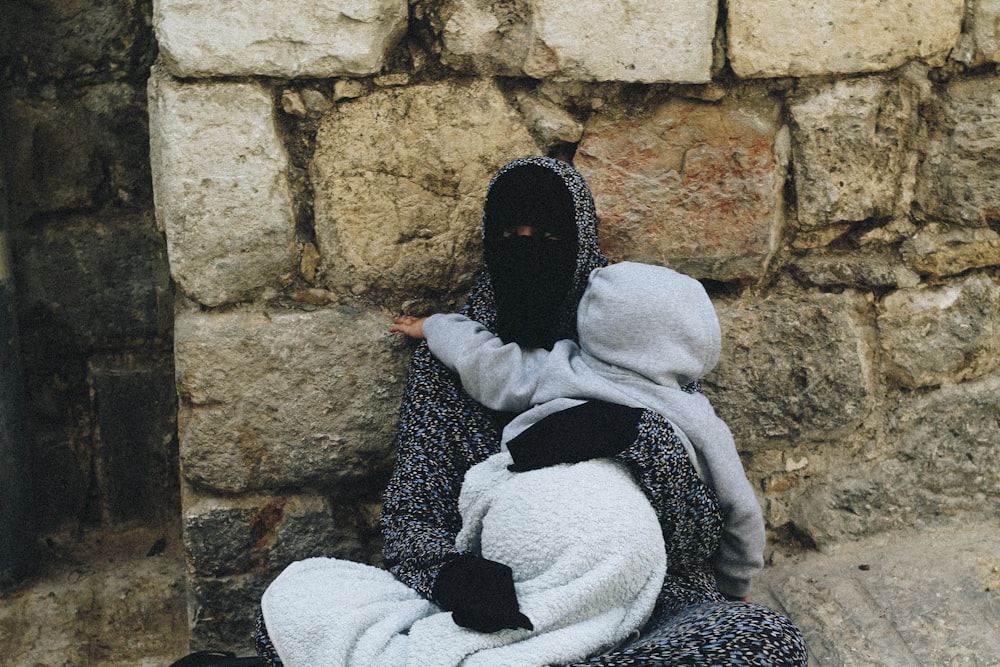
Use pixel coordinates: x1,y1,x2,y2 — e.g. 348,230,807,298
877,274,1000,389
184,492,381,647
17,213,172,343
976,0,1000,63
575,96,788,282
153,0,408,78
789,77,917,230
174,306,409,493
0,82,151,220
790,254,921,290
792,375,1000,546
728,0,963,78
89,354,178,524
439,0,717,83
901,223,1000,276
889,375,1000,512
183,494,376,577
148,69,296,307
514,91,584,148
706,291,873,449
955,0,1000,65
916,76,1000,226
0,0,149,79
310,79,539,305
186,569,269,650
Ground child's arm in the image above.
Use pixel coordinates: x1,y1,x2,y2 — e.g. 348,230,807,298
390,313,549,413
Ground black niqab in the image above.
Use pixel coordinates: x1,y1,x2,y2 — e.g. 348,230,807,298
482,164,579,349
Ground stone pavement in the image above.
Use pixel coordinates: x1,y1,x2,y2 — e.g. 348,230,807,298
2,522,187,667
753,519,1000,667
6,517,999,666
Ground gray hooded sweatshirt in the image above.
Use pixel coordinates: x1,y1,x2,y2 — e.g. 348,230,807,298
422,261,764,597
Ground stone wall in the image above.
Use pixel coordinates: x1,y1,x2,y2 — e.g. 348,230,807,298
0,0,177,539
146,0,1000,650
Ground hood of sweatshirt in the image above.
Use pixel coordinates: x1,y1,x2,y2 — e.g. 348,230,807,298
576,262,722,390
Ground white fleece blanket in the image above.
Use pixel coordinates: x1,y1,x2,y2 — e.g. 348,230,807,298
261,452,666,667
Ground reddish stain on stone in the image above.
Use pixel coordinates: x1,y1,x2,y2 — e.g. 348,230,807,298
576,97,786,282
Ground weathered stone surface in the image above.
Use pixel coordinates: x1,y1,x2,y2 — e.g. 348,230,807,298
791,375,1000,547
89,354,178,524
16,213,172,343
148,69,296,307
728,0,963,78
174,306,409,493
1,223,31,591
0,82,152,220
953,0,1000,65
575,96,788,282
789,76,917,230
916,75,1000,227
789,254,921,290
858,217,919,249
1,524,188,664
975,0,1000,63
439,0,717,83
1,95,95,214
184,492,381,649
0,0,152,80
705,291,873,449
154,0,408,78
186,570,270,651
514,91,584,149
901,223,1000,276
746,442,836,532
311,79,538,305
877,274,1000,389
183,494,376,578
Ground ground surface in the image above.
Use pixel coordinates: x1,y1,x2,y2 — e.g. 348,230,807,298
2,522,188,667
756,519,1000,666
3,517,999,666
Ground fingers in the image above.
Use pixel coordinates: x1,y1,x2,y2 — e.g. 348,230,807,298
388,315,425,339
388,316,411,332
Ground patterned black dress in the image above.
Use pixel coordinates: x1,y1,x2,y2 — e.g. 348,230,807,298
254,156,806,666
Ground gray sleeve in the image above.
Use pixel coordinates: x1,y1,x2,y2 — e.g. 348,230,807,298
422,313,548,413
698,414,766,598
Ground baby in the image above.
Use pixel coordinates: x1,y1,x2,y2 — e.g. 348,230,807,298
391,261,764,603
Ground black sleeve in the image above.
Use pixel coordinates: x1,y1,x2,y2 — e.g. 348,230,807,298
506,400,645,472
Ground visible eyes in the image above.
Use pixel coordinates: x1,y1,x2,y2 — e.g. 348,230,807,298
501,225,563,241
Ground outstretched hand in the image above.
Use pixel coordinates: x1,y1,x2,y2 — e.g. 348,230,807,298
389,315,428,340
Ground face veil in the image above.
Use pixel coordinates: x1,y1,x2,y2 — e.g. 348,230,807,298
482,162,580,349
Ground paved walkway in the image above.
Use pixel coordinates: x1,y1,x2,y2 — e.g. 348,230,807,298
754,519,1000,667
2,523,187,667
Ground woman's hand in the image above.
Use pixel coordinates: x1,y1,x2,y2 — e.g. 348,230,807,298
389,315,428,340
432,554,534,633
